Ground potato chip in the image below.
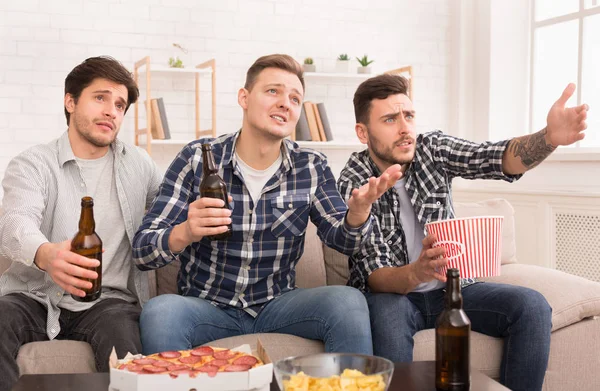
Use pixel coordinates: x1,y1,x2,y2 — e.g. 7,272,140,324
283,369,386,391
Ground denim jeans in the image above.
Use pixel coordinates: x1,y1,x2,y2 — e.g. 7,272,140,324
0,293,141,391
365,282,552,391
140,286,373,356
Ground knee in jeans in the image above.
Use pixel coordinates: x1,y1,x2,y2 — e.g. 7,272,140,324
325,286,368,313
140,294,183,328
516,288,552,325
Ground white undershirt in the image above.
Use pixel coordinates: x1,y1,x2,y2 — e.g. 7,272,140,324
235,151,282,204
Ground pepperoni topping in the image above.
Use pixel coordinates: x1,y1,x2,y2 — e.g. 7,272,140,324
223,364,252,372
142,366,168,373
232,355,258,366
167,364,189,371
196,364,219,377
213,349,237,360
209,359,229,367
179,355,203,364
159,351,182,359
190,346,214,357
132,358,156,365
152,360,172,368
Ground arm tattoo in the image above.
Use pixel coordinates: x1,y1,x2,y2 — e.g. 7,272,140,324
507,127,556,170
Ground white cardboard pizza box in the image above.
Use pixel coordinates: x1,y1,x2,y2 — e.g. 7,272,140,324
108,340,273,391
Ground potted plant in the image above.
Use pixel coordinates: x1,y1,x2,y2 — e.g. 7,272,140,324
303,57,316,73
335,53,351,73
356,54,374,74
169,43,188,68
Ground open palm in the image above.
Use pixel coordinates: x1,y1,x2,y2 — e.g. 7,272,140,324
546,83,589,147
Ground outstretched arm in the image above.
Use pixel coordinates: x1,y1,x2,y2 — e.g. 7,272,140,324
503,83,589,175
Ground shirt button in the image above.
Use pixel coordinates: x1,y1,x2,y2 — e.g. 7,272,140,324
387,240,393,244
248,210,253,215
248,238,254,243
239,293,245,299
80,183,84,187
288,203,293,209
56,292,61,297
51,328,56,333
393,201,398,206
436,201,441,206
245,265,251,270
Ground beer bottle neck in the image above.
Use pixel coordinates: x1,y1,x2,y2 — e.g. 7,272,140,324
202,147,218,174
445,275,463,309
79,205,96,234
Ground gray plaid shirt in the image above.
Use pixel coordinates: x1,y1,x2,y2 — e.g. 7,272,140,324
337,131,521,292
0,132,161,339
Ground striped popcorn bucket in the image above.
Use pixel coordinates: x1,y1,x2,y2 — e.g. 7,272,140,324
425,216,504,278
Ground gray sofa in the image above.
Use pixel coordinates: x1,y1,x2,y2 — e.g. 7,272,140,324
2,199,600,390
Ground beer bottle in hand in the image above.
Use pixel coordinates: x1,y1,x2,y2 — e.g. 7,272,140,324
71,196,103,302
435,268,471,391
199,143,232,240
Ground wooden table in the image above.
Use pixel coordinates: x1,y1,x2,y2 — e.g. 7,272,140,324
13,361,508,391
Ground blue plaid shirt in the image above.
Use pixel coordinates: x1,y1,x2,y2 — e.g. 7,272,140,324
337,131,521,292
133,131,372,315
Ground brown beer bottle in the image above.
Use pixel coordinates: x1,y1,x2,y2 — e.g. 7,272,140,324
199,143,232,240
435,268,471,391
70,196,103,302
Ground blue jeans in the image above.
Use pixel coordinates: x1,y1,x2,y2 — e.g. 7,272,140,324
365,282,552,391
140,286,372,356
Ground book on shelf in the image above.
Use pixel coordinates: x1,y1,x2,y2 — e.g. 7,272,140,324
155,98,171,139
312,102,327,142
295,105,312,141
145,99,164,139
303,101,321,141
316,103,333,141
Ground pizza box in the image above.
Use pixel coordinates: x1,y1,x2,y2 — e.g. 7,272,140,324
108,340,273,391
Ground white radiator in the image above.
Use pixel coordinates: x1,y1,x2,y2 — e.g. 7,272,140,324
555,212,600,282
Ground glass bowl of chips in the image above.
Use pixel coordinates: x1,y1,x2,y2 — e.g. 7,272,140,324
274,353,394,391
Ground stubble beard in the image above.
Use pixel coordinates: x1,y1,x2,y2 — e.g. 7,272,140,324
369,134,414,167
72,111,116,148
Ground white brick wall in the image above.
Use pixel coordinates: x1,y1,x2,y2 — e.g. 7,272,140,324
0,0,454,200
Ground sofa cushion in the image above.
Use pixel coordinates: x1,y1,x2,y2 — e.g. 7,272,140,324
483,263,600,331
17,340,96,374
204,333,324,363
322,198,518,286
453,198,517,265
295,222,326,289
156,259,180,295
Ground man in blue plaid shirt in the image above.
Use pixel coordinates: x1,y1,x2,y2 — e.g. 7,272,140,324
132,55,402,355
337,74,588,391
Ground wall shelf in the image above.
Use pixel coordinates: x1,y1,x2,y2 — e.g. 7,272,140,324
133,56,217,156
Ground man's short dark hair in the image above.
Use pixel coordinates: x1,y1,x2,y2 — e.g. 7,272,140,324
353,74,410,125
64,56,139,125
244,54,305,93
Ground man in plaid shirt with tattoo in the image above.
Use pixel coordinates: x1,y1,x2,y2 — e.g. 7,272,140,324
133,55,402,356
337,74,588,391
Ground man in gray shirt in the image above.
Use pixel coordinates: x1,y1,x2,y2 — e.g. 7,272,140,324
0,56,161,391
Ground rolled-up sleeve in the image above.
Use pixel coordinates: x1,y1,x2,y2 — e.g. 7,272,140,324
132,145,196,270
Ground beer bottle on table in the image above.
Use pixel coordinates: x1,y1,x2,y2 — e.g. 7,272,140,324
435,268,471,391
71,196,103,302
199,143,232,240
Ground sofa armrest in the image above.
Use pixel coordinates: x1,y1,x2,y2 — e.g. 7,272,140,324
482,264,600,331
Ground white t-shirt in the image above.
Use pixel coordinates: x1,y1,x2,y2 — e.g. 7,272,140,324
235,152,282,204
394,178,445,293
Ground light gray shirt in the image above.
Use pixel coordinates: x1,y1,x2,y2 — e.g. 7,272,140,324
0,131,162,339
394,179,444,293
60,149,136,311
